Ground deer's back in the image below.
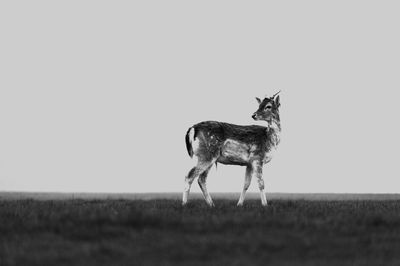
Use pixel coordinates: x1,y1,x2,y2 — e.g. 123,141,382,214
192,121,275,165
194,121,266,142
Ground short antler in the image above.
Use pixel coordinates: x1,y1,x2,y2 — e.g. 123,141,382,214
264,90,281,100
271,90,281,99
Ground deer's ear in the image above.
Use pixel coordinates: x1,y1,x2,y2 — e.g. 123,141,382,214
275,95,280,107
256,97,262,104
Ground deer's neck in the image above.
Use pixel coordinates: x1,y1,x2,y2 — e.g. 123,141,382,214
266,117,281,146
267,116,281,132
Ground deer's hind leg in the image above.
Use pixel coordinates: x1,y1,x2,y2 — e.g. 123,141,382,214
182,159,215,206
198,165,214,207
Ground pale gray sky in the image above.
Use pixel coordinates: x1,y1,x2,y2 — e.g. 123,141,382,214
1,1,399,193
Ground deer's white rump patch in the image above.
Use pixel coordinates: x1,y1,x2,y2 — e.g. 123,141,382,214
188,127,200,154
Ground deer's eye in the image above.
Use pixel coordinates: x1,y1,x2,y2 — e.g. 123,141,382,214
265,105,272,110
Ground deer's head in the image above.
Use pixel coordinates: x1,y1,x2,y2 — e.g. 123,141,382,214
252,92,281,122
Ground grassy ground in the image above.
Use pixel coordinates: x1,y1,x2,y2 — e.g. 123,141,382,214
1,195,400,265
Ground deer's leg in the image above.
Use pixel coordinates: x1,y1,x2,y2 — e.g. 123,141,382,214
254,161,267,206
237,165,253,206
182,162,212,206
182,167,197,206
198,166,214,207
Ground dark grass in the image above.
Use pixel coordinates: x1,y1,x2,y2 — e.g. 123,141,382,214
1,198,400,266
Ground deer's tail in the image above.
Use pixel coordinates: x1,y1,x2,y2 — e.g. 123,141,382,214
185,127,195,158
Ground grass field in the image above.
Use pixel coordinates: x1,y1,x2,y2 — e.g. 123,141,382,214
1,193,400,266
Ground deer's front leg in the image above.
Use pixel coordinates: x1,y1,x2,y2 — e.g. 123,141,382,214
237,165,253,206
254,161,268,206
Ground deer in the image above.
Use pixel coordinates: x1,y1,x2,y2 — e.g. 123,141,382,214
183,92,281,207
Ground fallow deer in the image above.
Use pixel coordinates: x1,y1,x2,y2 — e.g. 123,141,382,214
183,92,281,207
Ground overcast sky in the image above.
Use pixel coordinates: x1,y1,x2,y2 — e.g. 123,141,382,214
1,1,399,193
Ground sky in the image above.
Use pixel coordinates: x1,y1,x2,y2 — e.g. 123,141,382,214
0,1,399,193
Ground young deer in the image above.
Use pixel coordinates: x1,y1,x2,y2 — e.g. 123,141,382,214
183,92,281,207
